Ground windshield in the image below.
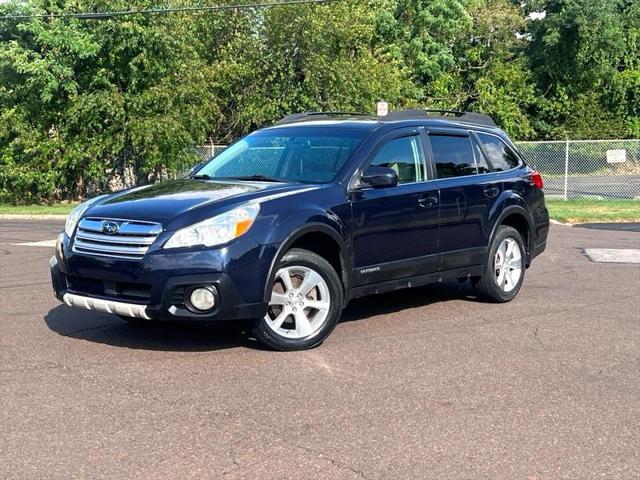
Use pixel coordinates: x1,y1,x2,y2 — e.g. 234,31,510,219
195,127,367,183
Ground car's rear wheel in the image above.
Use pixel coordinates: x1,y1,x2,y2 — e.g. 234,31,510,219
472,225,525,302
252,248,343,351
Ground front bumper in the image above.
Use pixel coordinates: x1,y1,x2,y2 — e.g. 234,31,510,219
50,234,272,322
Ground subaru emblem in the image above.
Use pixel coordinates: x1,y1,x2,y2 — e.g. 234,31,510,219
101,220,120,235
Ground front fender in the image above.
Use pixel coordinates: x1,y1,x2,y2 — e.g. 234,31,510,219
257,210,351,303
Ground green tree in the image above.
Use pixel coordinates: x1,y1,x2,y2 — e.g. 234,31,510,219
373,0,472,101
524,0,639,138
458,0,538,139
1,0,638,203
373,0,538,139
202,1,418,141
0,0,218,202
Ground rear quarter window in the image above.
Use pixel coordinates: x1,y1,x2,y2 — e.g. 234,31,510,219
478,133,521,172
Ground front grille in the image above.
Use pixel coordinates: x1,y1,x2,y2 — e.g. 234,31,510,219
72,217,162,260
66,275,152,301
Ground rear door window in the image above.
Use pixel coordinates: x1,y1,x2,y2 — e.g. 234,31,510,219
429,134,477,178
477,133,521,171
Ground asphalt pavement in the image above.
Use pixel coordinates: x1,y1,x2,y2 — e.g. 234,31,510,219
542,174,640,199
1,220,639,479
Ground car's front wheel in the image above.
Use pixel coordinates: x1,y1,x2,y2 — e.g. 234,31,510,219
252,248,343,351
472,225,526,302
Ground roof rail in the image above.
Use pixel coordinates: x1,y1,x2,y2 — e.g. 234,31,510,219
384,109,496,127
274,111,371,125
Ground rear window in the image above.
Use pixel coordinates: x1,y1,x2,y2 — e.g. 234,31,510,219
477,133,521,171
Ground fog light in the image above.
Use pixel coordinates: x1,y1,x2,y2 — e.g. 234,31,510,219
189,286,216,311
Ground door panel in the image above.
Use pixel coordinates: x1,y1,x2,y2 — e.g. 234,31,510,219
437,175,499,269
426,131,501,270
351,182,440,284
350,131,439,286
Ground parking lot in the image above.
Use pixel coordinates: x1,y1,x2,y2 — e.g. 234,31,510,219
1,219,639,479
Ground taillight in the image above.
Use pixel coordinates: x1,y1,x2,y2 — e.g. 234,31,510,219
531,171,544,189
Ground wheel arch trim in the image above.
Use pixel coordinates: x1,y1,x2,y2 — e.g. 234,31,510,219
263,223,351,303
491,203,535,261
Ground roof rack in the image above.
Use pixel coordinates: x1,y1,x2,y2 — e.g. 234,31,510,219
274,111,372,125
384,109,496,127
273,109,497,128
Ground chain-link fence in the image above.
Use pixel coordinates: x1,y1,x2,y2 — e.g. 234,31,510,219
195,144,228,162
515,139,640,199
81,145,227,198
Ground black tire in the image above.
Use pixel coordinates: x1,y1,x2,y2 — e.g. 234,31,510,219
252,248,344,351
472,225,526,303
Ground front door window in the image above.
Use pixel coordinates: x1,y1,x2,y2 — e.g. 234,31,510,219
369,136,425,184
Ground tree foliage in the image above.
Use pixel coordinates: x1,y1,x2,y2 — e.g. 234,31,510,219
524,0,639,137
0,0,638,203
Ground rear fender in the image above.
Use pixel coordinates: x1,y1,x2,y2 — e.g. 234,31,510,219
490,195,535,263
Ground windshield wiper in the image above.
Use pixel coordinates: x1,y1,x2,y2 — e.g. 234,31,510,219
192,174,295,183
223,175,291,183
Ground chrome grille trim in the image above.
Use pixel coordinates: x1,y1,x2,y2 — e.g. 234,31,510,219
78,218,163,235
72,218,162,260
74,231,156,245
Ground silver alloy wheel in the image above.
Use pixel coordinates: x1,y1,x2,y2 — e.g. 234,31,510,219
264,265,331,339
494,237,523,293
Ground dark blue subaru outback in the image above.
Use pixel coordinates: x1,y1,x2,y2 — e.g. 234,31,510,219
50,110,549,350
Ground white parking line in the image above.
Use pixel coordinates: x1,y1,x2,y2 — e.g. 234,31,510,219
12,239,57,248
584,248,640,264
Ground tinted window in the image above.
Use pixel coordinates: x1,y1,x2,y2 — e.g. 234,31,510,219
472,138,490,173
198,128,366,183
478,133,520,171
430,135,476,178
369,136,425,184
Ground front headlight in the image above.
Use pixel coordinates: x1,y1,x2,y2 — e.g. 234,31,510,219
163,203,260,250
64,195,107,237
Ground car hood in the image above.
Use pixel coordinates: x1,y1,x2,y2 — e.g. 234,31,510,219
85,179,314,226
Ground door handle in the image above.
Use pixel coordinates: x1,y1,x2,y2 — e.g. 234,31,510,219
418,195,438,208
483,185,500,198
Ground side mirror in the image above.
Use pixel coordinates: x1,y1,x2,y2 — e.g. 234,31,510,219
361,165,398,188
188,162,204,177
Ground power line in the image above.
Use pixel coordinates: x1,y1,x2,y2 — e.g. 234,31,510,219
0,0,338,21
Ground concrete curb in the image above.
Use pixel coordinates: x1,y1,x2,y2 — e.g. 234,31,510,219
550,218,573,227
0,214,68,220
